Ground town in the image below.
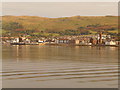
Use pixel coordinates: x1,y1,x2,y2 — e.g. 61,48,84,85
1,31,119,47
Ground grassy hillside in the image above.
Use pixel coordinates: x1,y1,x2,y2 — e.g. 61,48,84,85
1,15,118,37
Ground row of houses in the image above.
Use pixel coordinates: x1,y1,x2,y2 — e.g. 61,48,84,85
1,33,119,46
51,38,118,46
47,33,119,46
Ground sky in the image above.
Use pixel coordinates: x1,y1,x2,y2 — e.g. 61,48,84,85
1,0,119,2
2,2,118,18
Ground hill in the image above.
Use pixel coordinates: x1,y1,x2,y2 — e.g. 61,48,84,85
1,15,118,37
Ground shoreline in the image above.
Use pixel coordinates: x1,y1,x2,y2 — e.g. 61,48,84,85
2,43,119,47
46,43,119,47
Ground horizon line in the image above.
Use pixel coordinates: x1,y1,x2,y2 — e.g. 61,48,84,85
1,15,118,18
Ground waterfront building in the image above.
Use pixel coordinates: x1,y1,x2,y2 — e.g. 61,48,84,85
55,39,80,45
105,41,116,45
38,40,44,43
55,39,69,44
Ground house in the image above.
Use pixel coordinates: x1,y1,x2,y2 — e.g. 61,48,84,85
105,41,116,45
69,39,80,44
12,37,22,43
90,38,97,45
25,38,31,43
75,39,80,44
55,39,80,44
38,40,44,43
55,39,69,44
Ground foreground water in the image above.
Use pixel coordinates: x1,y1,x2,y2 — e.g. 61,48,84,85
2,45,118,88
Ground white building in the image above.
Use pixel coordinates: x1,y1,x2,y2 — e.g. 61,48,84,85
38,40,44,43
105,41,116,45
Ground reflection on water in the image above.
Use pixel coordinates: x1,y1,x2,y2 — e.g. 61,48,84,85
2,45,118,88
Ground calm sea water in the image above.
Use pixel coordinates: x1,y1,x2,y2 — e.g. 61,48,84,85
2,45,118,88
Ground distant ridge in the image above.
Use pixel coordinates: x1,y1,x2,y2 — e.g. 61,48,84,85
1,15,118,36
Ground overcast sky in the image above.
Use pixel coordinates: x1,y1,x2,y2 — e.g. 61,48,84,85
2,2,118,18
